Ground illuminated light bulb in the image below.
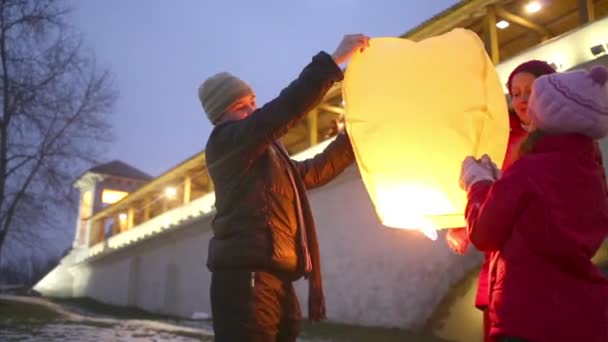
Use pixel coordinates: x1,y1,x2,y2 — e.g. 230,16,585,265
496,20,510,29
165,187,177,198
525,1,542,14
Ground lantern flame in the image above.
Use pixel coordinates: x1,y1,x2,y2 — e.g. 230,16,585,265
421,227,438,241
374,183,453,241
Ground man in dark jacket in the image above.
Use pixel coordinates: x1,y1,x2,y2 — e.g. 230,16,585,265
198,34,369,341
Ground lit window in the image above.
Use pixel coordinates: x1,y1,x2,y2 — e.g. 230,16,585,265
102,189,128,204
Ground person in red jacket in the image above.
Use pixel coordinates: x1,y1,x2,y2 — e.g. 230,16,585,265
445,60,556,341
459,66,608,342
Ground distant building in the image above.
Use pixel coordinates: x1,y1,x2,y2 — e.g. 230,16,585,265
73,160,152,248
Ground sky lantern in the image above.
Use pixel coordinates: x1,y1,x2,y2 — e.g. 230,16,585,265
343,29,509,240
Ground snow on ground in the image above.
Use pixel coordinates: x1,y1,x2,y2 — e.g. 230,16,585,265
3,322,204,342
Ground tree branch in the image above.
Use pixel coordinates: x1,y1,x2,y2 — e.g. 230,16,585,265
0,0,116,266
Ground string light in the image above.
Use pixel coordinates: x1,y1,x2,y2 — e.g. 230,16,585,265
525,1,542,14
164,186,177,198
496,20,510,29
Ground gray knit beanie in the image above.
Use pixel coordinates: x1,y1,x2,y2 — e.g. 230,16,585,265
198,72,254,124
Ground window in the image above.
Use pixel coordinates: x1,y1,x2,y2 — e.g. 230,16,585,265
101,189,128,205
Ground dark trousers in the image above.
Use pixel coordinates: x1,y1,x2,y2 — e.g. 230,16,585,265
210,270,301,342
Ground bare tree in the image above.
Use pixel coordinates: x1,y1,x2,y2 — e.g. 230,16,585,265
0,0,116,267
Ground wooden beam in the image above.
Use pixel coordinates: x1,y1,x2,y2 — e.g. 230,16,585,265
96,220,105,245
495,7,551,41
307,110,318,146
88,220,102,246
127,207,134,229
183,176,191,204
484,6,500,64
323,84,343,100
143,197,151,221
162,196,168,213
113,215,121,235
318,104,346,115
579,0,595,24
402,0,501,41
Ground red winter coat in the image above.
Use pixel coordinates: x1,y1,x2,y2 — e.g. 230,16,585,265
466,133,608,342
475,114,529,309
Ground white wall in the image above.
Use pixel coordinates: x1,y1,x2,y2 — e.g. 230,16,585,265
295,165,483,333
37,215,214,319
37,164,483,341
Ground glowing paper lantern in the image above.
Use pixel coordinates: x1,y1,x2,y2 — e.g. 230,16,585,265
343,29,509,239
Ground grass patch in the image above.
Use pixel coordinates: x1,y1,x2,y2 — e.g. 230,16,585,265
0,298,68,337
300,320,452,342
0,298,62,321
51,297,175,320
0,297,213,341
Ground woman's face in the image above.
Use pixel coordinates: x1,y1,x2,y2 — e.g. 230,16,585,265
510,72,537,125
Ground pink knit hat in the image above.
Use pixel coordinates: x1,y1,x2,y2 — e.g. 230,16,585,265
528,66,608,139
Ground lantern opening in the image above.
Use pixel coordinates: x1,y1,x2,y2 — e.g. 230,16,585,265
373,183,454,241
421,226,439,241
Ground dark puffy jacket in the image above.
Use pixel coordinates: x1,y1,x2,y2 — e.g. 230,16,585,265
205,51,354,278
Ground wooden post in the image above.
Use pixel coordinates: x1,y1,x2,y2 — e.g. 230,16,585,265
88,219,100,246
183,176,192,204
484,6,500,64
127,207,135,230
307,109,318,147
579,0,595,24
113,215,121,235
143,197,150,221
162,192,168,213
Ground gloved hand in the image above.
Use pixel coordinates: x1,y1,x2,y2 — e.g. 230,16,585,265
446,227,469,255
479,154,502,180
459,156,497,191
